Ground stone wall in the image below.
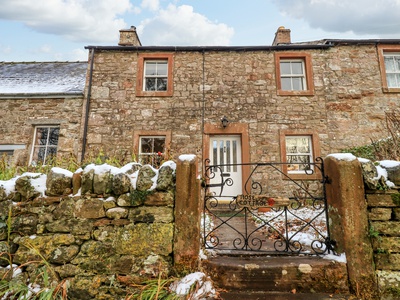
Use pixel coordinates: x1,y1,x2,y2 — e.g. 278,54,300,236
325,155,400,300
367,190,400,299
0,156,200,299
0,96,83,165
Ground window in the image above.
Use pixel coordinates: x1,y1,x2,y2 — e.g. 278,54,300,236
0,145,25,165
280,60,306,91
280,130,321,179
139,136,166,165
133,130,172,167
384,53,400,88
378,45,400,93
136,53,174,96
275,53,314,96
30,126,60,165
285,136,313,173
144,61,168,91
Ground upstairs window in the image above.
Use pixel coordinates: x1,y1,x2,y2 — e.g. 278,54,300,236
275,52,314,96
136,53,174,96
280,60,306,91
30,126,59,165
144,61,168,91
378,45,400,93
384,52,400,88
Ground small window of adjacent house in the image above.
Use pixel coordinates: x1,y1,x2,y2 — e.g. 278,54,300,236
136,53,174,96
139,136,166,165
275,53,314,96
144,61,168,91
30,126,60,165
285,136,313,173
280,60,306,91
384,52,400,88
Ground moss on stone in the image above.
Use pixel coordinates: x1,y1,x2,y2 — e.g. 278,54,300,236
391,193,400,206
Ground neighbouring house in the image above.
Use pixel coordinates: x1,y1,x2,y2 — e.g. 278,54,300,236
1,26,400,195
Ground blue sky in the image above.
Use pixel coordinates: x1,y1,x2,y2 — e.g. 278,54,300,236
1,0,400,62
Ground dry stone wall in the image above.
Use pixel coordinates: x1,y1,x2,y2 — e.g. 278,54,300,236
0,162,177,299
366,189,400,299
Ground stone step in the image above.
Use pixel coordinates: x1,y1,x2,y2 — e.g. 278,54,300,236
202,254,349,294
219,291,354,300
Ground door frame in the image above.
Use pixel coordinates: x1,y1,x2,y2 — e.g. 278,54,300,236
203,122,251,194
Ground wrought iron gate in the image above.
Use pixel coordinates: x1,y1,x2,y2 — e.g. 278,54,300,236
202,157,335,255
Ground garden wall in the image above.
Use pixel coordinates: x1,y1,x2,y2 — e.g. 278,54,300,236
325,155,400,300
0,156,200,299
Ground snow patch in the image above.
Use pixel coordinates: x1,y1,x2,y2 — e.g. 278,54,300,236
179,154,196,162
327,153,357,161
51,167,73,177
357,157,370,163
379,160,400,169
170,272,217,299
323,253,347,263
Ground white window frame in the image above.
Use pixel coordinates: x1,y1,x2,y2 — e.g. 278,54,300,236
29,126,60,165
143,60,168,92
384,52,400,88
138,135,166,165
285,135,313,174
280,59,307,91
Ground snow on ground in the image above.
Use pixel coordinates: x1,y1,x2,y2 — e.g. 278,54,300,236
254,205,328,253
170,272,218,299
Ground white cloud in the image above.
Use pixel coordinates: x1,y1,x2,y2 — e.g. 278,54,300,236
141,0,160,11
274,0,400,37
137,4,234,45
0,0,135,43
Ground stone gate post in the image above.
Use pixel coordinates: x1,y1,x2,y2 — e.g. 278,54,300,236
324,155,378,299
174,155,201,273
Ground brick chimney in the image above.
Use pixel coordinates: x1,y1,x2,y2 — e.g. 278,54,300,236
272,26,291,46
118,26,142,46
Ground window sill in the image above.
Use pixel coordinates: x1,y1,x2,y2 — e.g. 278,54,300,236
277,89,314,96
136,90,173,97
382,87,400,93
283,172,321,181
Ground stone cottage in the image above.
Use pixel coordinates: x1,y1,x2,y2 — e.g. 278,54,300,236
1,26,400,195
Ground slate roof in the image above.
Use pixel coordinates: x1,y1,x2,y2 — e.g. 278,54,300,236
0,62,87,96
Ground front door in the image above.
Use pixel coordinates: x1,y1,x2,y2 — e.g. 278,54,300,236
209,135,242,198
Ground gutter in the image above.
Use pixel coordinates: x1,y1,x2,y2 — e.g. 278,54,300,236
81,48,95,162
84,44,333,52
325,39,400,45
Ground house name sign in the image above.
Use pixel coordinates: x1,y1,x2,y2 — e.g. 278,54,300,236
236,194,290,208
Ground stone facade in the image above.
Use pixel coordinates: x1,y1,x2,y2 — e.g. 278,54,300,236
0,96,83,165
82,42,398,164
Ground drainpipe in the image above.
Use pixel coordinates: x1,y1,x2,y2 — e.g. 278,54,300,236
201,50,206,169
81,48,95,162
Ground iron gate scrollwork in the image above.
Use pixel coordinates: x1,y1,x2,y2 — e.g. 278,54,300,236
202,157,335,255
